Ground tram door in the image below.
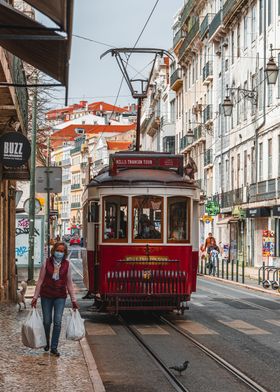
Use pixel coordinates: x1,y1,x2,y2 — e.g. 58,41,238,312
88,201,99,293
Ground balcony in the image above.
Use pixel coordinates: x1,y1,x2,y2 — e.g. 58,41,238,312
208,10,225,42
61,195,69,202
200,14,209,39
202,62,213,85
180,135,193,151
179,20,199,59
223,0,248,27
71,202,81,209
81,162,87,169
173,29,185,50
203,105,213,124
70,146,81,155
62,174,70,182
71,183,81,190
193,126,203,141
6,54,28,131
204,149,213,167
181,0,196,26
61,212,70,219
170,68,183,91
61,158,71,166
146,111,160,137
248,180,276,202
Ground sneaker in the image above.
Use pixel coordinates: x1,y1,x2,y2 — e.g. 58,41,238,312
50,349,60,357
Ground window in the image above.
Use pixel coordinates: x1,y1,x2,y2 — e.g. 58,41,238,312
132,196,163,242
168,197,189,242
268,84,273,106
237,154,240,188
259,0,263,35
268,0,272,25
244,151,247,185
258,68,263,110
103,196,128,241
244,16,248,49
237,24,240,58
251,147,255,183
278,54,280,98
259,142,263,181
163,136,175,154
231,157,235,189
72,156,80,165
244,81,248,120
231,31,235,64
251,6,256,42
170,100,175,123
225,160,229,191
268,139,272,178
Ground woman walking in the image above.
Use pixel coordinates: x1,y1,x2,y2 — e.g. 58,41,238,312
31,242,78,357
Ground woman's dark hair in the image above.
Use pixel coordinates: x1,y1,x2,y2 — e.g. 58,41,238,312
50,242,68,258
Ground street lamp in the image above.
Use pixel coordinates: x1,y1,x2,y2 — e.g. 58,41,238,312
222,84,258,117
264,44,279,85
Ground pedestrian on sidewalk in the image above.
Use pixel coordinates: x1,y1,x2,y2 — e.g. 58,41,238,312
31,242,79,357
204,232,216,252
207,238,220,276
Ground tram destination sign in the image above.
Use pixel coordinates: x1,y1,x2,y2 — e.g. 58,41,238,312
110,153,183,175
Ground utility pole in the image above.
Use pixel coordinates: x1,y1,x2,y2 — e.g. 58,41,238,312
45,135,51,258
27,81,37,283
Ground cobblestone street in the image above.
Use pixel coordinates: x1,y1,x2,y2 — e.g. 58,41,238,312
0,300,94,392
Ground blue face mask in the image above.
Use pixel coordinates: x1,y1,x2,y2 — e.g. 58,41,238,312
54,251,64,261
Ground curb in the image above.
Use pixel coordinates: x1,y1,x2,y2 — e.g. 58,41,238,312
198,274,280,297
80,337,106,392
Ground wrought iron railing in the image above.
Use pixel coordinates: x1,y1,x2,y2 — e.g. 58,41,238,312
181,0,196,26
200,14,209,38
204,149,213,166
71,202,81,209
209,10,222,38
203,104,213,123
170,68,182,87
173,29,185,48
203,62,213,81
179,20,199,58
71,183,81,190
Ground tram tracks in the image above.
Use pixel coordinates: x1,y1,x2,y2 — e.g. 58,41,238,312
159,316,270,392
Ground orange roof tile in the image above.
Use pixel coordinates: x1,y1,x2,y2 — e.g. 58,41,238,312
87,101,127,113
106,141,132,151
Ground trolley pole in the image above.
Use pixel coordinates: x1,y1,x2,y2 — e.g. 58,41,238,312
27,82,37,283
135,97,142,151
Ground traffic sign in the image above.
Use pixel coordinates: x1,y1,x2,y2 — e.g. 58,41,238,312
35,166,62,193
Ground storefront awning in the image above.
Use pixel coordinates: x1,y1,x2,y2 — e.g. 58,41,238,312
216,216,239,225
0,1,73,86
24,0,73,32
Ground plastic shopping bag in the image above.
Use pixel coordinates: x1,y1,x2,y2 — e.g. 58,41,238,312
21,308,47,349
66,309,85,341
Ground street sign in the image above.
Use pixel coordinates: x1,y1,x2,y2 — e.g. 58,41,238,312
205,200,220,216
0,132,31,167
35,166,62,193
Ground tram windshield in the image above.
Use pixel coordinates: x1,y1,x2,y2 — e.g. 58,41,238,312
133,196,163,241
168,197,189,242
103,196,128,240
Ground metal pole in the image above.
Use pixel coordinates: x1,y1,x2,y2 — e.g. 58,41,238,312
135,98,142,151
27,82,37,283
47,137,51,258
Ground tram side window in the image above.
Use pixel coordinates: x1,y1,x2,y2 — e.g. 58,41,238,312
103,196,128,241
168,197,189,242
133,196,163,241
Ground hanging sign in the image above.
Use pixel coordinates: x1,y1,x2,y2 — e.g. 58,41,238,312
205,200,220,216
202,214,213,224
262,230,275,257
0,132,31,167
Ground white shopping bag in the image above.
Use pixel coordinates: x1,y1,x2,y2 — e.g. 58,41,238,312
21,308,47,349
66,309,85,341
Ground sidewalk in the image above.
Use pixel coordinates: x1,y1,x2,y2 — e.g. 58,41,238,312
0,291,103,392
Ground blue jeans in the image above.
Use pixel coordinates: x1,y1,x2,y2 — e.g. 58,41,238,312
41,297,66,350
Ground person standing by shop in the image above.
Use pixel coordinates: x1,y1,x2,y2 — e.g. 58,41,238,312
31,242,78,357
204,232,216,252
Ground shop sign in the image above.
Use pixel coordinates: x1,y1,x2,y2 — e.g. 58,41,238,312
202,214,213,224
273,205,280,216
262,230,275,257
232,206,246,219
0,132,31,167
205,200,220,216
246,207,271,218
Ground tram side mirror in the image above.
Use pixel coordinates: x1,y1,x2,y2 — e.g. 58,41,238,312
88,201,99,223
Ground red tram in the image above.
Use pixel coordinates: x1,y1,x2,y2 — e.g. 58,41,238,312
82,151,200,313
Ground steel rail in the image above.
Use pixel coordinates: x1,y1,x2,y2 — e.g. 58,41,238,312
118,315,190,392
160,316,270,392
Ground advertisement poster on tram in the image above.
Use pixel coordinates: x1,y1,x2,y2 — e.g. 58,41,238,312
262,230,275,261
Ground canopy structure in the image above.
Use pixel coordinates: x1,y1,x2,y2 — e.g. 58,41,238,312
0,0,73,86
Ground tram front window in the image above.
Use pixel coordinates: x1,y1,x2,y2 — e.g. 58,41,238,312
168,197,189,242
133,196,163,241
103,196,128,241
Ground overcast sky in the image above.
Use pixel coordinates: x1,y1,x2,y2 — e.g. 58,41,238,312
53,0,183,108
